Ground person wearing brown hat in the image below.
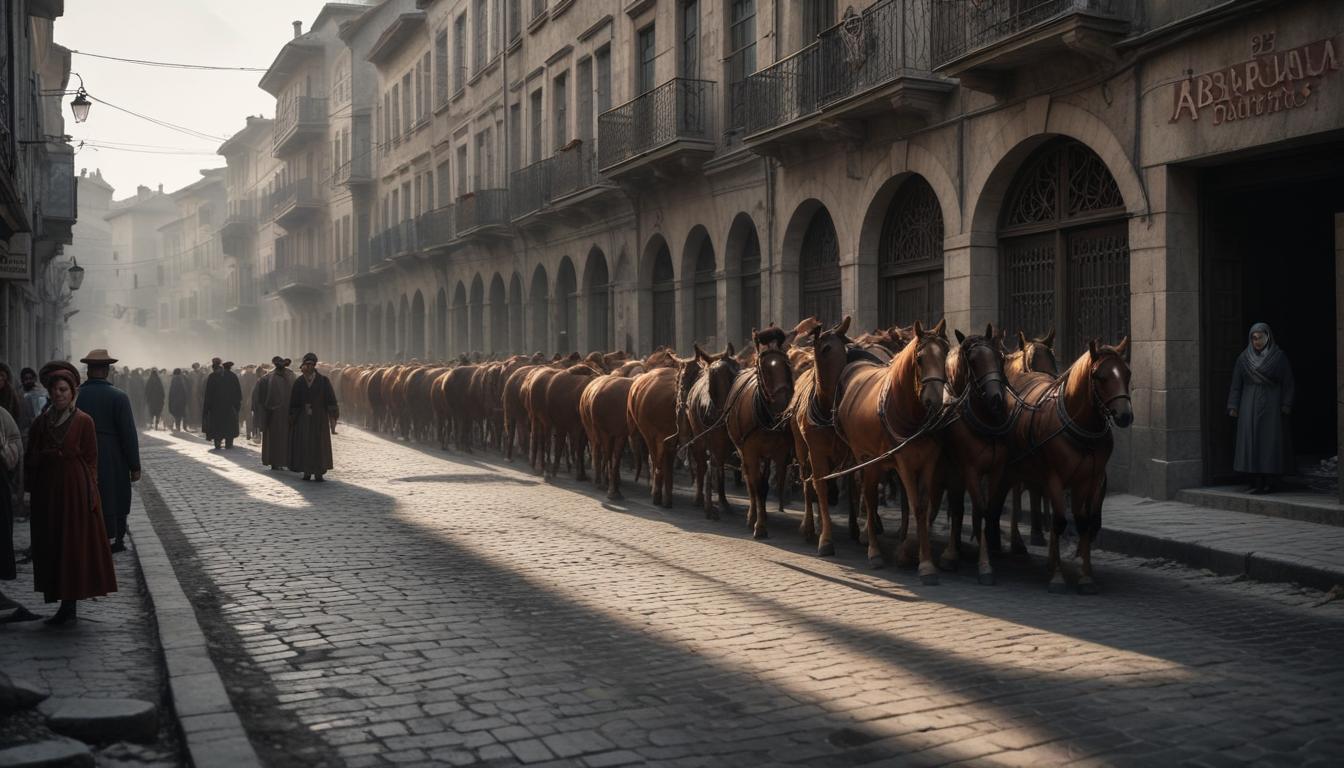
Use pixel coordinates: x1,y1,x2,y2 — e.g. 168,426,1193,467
25,362,118,624
288,353,339,481
77,349,141,553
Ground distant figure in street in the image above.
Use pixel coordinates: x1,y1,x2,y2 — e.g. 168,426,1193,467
289,353,339,482
144,369,165,431
17,367,48,446
186,363,204,432
26,361,118,625
238,364,258,439
127,369,146,429
1228,322,1296,495
0,363,21,425
76,349,142,553
0,400,35,624
248,364,270,442
260,357,296,471
201,358,242,451
168,369,188,432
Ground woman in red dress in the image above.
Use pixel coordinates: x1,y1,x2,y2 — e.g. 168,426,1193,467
26,361,117,625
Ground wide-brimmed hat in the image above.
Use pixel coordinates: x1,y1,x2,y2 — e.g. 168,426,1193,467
302,352,318,365
223,361,234,368
39,361,81,390
79,348,118,365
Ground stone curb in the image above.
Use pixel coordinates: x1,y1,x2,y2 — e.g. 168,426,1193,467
130,490,264,768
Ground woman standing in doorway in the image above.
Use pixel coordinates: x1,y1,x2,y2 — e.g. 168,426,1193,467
1228,322,1296,494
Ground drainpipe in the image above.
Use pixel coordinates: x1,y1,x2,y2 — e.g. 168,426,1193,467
765,156,776,327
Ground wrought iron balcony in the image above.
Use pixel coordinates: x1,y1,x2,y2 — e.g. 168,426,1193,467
220,200,255,254
273,97,328,155
418,205,456,251
272,177,322,228
264,262,329,298
225,272,258,314
510,159,551,222
932,0,1134,84
597,78,716,178
744,0,948,151
549,141,599,201
333,153,372,188
454,189,509,236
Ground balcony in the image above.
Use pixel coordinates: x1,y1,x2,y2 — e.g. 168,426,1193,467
220,200,255,255
36,145,76,245
372,220,420,263
333,153,372,188
454,189,509,238
744,0,950,155
272,178,322,229
597,78,716,179
225,273,258,314
932,0,1134,91
418,205,456,252
509,159,551,223
273,97,328,155
264,262,329,298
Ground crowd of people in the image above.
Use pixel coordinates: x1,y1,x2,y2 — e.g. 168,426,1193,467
0,348,339,628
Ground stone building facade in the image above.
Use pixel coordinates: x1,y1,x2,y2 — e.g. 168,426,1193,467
210,0,1343,500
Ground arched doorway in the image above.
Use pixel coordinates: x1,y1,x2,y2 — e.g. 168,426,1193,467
584,248,611,351
800,207,841,326
411,290,426,359
508,272,524,352
999,138,1129,358
452,282,468,357
878,176,944,328
556,257,577,353
469,275,485,353
530,266,549,353
726,213,761,347
435,287,448,358
691,234,717,349
489,274,507,353
384,301,397,359
368,304,383,361
651,241,676,350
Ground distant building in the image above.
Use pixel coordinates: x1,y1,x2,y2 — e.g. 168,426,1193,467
64,169,114,353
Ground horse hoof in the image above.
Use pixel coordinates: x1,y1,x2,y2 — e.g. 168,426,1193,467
938,555,960,572
978,571,996,586
868,555,885,569
1047,578,1069,594
752,527,769,540
817,541,835,557
607,491,624,502
1077,580,1099,595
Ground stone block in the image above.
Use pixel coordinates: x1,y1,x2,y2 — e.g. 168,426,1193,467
41,698,159,745
0,672,48,713
0,738,93,768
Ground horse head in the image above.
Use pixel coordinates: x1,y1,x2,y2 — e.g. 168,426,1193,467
1088,337,1133,428
752,324,795,417
910,319,951,417
953,323,1006,419
695,342,740,417
1009,328,1059,377
813,316,852,402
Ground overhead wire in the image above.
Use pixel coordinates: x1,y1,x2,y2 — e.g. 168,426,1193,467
70,49,268,72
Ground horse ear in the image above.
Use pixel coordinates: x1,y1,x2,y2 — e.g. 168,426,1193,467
1017,330,1028,351
985,323,994,340
724,341,736,357
835,315,852,336
1115,336,1130,359
932,318,947,338
1088,338,1098,357
954,329,966,344
913,320,924,337
1044,328,1056,347
693,343,710,362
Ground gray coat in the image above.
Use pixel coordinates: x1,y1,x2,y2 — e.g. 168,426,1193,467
1227,324,1295,475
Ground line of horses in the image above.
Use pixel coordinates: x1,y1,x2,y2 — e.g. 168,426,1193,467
327,318,1133,594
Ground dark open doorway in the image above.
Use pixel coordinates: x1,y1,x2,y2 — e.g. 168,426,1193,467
1201,142,1343,490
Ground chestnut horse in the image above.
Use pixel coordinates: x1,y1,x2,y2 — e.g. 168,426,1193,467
683,343,739,520
628,364,687,507
1004,338,1132,593
933,326,1008,585
997,330,1060,553
726,325,798,540
580,368,643,499
833,320,950,582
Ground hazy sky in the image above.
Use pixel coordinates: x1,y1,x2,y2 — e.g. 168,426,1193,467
59,0,352,198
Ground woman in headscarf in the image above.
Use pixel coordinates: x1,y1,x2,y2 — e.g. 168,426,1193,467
1227,322,1296,494
25,362,117,625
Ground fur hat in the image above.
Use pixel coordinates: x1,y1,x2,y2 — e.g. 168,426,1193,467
39,361,81,390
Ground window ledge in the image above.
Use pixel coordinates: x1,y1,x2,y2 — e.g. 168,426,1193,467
551,0,576,20
527,11,549,35
433,97,451,116
507,34,522,55
451,87,466,104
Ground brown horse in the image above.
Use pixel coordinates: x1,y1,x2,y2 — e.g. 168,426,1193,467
726,324,799,540
998,330,1060,553
1004,338,1132,593
627,365,685,507
683,343,739,520
933,326,1008,585
543,363,601,480
833,320,950,582
580,371,641,499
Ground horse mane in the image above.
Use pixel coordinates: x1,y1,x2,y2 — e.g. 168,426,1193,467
755,326,787,348
566,363,601,376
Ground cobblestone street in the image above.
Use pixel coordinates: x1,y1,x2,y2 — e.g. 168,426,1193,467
139,428,1344,768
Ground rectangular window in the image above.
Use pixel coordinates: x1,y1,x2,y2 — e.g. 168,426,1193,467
529,89,543,163
421,53,432,117
391,85,401,138
401,181,412,220
437,161,451,205
637,26,656,95
453,15,467,93
435,30,449,106
576,57,593,141
402,73,413,133
802,0,834,42
596,46,611,113
509,102,522,171
553,72,568,150
681,0,699,79
457,145,468,197
473,0,488,74
508,0,521,41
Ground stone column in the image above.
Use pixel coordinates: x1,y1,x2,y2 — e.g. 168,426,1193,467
942,230,997,334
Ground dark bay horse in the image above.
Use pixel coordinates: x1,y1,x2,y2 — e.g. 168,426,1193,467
684,343,740,520
726,324,799,540
1000,330,1060,553
933,326,1008,585
833,320,950,582
1005,338,1133,593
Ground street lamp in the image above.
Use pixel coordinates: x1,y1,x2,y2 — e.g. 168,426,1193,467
68,257,85,291
69,73,90,123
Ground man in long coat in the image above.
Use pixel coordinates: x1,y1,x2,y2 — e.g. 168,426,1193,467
1227,322,1296,494
238,365,258,439
249,364,269,443
187,363,204,432
127,369,146,429
144,369,165,431
168,369,188,431
261,357,296,471
76,349,141,553
289,353,339,481
202,358,243,450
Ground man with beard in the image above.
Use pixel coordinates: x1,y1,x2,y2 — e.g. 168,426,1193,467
201,358,243,451
289,353,339,481
144,368,165,431
260,357,296,471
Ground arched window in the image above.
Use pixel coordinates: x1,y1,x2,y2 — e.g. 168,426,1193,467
739,228,761,346
799,208,841,326
651,244,676,350
878,176,943,328
1000,138,1128,356
693,240,717,349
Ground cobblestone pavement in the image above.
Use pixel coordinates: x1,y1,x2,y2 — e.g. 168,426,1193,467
0,495,184,766
139,428,1344,768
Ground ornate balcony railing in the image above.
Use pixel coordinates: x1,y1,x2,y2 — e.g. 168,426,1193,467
510,159,551,219
746,0,931,136
549,141,598,200
271,177,318,219
418,205,456,249
0,81,14,177
333,150,372,186
932,0,1133,68
455,189,509,233
273,97,328,153
264,263,329,294
598,78,715,171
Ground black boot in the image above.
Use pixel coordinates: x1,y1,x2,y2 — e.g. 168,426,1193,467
44,600,77,626
110,538,126,553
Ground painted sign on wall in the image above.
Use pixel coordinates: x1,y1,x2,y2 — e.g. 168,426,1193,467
1170,35,1339,125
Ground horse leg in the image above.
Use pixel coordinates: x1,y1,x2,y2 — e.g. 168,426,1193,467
661,442,675,508
714,447,732,520
691,447,707,509
796,443,815,543
939,472,962,572
971,467,998,586
1044,477,1069,593
1009,483,1028,555
1030,487,1046,546
812,453,835,557
909,460,939,586
574,432,588,482
740,449,760,533
847,473,862,544
1075,480,1103,595
753,453,771,540
861,471,883,569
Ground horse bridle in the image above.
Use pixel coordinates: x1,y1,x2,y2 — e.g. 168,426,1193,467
1090,351,1132,421
955,338,1014,437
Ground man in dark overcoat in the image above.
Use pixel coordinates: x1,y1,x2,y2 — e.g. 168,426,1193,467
202,358,243,450
77,349,141,553
289,353,339,481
